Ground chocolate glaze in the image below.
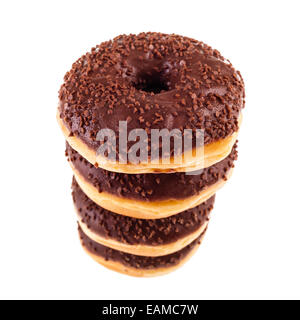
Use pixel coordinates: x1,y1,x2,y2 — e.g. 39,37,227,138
66,142,237,201
73,177,214,246
79,225,205,269
59,33,244,159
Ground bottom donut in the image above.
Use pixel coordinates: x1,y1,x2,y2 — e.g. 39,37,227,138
78,225,207,277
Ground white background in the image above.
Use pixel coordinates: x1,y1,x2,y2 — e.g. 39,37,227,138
0,0,299,300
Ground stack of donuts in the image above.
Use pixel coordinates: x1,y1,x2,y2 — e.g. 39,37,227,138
57,33,245,277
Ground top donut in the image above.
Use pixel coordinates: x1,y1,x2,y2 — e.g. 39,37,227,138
58,32,245,173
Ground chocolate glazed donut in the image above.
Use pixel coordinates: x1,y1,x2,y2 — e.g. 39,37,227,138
78,225,207,277
66,142,237,219
73,177,215,257
58,32,245,173
67,142,237,202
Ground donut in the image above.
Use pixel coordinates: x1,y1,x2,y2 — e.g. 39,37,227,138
67,142,237,219
73,177,214,257
58,32,244,173
58,32,245,277
78,225,207,277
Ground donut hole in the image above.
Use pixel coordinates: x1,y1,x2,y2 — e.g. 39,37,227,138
133,69,170,94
